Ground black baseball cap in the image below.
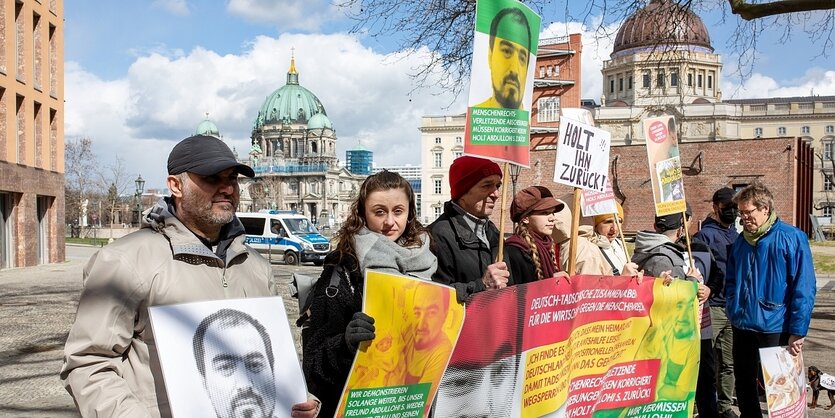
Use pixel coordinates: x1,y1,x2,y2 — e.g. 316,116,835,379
712,187,736,206
655,203,692,231
167,135,255,177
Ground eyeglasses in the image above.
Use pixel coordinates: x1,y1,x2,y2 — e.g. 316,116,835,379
738,207,762,218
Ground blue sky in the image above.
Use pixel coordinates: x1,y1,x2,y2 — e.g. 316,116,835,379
65,0,835,190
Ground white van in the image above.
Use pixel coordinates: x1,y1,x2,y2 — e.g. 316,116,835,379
237,210,331,265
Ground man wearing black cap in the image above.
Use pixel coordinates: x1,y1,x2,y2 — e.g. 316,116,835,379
693,187,740,418
61,135,321,418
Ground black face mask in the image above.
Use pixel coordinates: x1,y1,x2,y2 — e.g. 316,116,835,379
719,206,737,224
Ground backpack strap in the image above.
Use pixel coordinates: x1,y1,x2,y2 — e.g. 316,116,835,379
296,265,343,327
599,248,620,276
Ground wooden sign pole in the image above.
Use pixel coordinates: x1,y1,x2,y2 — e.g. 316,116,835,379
496,162,511,262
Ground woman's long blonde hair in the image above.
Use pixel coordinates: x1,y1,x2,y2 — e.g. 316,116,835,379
513,220,557,281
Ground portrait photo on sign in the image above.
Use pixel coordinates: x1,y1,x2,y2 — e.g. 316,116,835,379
148,296,308,418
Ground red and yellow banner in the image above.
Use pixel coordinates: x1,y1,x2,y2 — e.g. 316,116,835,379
436,276,699,418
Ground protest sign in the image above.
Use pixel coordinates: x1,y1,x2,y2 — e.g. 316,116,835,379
759,347,807,418
148,297,308,418
464,0,541,167
336,271,464,418
554,116,612,193
436,276,699,418
643,116,686,216
581,178,618,217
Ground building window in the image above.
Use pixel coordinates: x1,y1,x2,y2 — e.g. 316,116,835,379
802,126,811,134
707,74,713,89
824,206,834,217
777,127,786,135
618,78,624,92
433,152,442,168
455,136,462,144
553,65,560,77
656,71,665,88
537,97,560,123
434,206,442,218
434,179,442,194
16,95,24,164
697,74,703,88
628,76,633,90
670,72,678,87
642,72,650,88
546,66,552,77
826,125,834,134
453,151,463,159
434,137,441,144
34,102,42,168
824,140,834,160
49,24,57,96
825,174,834,191
609,79,614,94
32,13,42,90
688,73,693,87
539,66,545,78
15,1,24,81
754,127,763,137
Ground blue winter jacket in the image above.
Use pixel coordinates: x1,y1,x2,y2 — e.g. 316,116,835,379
725,218,816,336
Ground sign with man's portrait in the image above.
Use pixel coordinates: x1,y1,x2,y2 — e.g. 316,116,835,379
336,271,465,418
464,0,541,167
149,297,308,418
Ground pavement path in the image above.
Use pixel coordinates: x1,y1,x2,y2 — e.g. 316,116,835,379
1,245,834,417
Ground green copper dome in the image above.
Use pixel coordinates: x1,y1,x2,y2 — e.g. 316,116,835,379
254,56,327,129
195,114,220,137
307,112,332,130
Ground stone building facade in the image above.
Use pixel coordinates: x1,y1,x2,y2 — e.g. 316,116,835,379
0,0,64,268
238,57,365,228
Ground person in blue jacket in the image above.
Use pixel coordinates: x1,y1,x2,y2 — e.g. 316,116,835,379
725,183,816,418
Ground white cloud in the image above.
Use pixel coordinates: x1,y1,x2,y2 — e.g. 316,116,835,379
65,33,462,190
540,18,620,103
721,67,835,99
225,0,341,31
152,0,190,16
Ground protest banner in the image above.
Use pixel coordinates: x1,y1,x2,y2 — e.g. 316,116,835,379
464,0,541,167
336,271,465,418
554,117,612,193
759,347,807,418
580,178,618,217
643,116,686,216
436,276,699,418
148,297,308,418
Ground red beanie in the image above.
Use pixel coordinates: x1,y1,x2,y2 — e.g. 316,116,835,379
449,156,502,201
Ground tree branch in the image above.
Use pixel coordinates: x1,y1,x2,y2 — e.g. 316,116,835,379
728,0,835,20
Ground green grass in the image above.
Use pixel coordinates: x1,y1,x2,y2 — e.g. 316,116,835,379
814,254,835,275
65,237,109,247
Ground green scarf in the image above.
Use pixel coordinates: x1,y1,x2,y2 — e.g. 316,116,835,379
742,209,777,246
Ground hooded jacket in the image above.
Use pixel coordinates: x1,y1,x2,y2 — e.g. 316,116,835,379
693,216,738,307
631,230,688,279
551,207,612,276
725,218,816,336
60,197,273,418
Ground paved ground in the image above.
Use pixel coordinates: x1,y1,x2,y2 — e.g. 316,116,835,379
1,245,834,417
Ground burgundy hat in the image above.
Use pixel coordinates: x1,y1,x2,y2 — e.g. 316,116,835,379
510,186,564,223
449,156,502,201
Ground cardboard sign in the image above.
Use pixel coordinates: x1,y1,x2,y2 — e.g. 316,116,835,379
759,346,806,418
581,178,618,217
643,116,686,216
464,0,541,167
554,117,612,192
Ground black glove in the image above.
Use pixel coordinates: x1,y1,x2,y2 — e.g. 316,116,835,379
344,312,375,353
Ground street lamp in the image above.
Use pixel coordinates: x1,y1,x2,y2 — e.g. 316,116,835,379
134,174,145,227
509,163,523,198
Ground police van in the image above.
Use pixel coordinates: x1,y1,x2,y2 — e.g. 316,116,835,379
236,210,331,265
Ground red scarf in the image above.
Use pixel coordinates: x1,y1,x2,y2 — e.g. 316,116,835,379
506,232,559,279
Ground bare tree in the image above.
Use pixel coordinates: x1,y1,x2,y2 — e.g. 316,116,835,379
64,137,100,227
96,157,132,234
337,0,833,98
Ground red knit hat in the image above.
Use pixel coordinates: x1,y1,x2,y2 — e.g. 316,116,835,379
449,156,502,201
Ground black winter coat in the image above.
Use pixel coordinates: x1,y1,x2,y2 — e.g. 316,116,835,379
428,201,509,302
301,251,363,418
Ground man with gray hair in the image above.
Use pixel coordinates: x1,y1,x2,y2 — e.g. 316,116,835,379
726,182,816,418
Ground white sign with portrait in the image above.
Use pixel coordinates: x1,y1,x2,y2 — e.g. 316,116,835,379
149,296,307,418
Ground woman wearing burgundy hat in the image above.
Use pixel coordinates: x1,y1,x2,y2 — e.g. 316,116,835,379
504,186,570,283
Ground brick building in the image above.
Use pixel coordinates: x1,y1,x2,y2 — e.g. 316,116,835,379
0,0,65,268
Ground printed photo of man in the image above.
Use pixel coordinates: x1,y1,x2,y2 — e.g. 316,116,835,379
475,6,532,110
193,308,279,418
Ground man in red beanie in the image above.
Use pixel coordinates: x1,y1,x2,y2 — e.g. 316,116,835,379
429,155,511,302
